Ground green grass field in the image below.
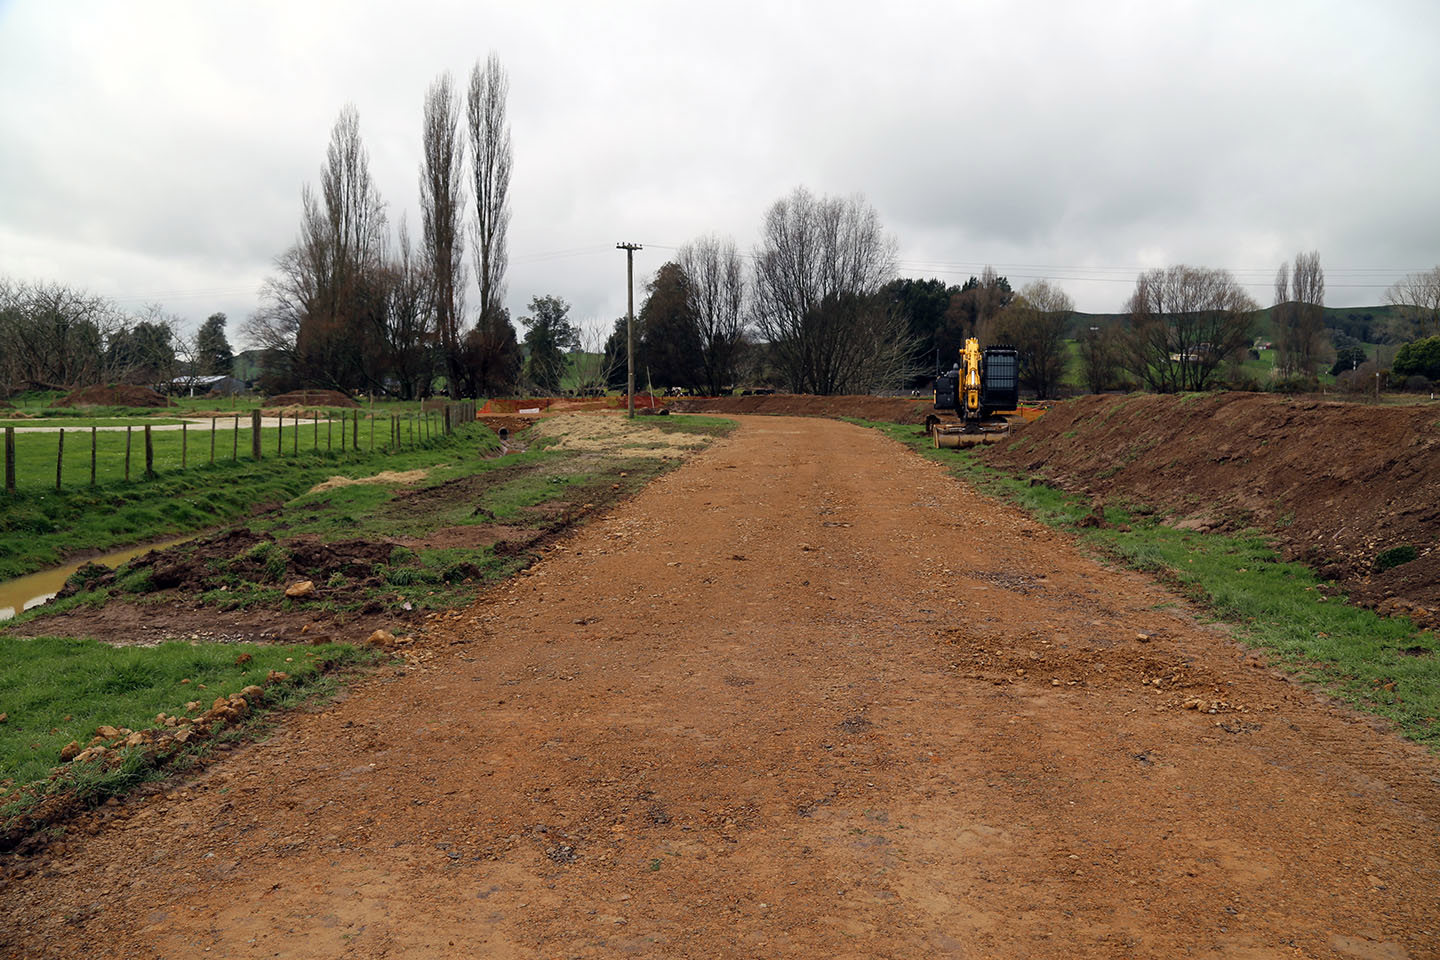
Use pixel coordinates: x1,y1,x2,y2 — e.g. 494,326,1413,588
859,419,1440,749
0,637,380,823
0,419,498,580
2,410,458,493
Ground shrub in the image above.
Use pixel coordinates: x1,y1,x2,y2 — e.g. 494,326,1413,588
1272,374,1318,394
1393,336,1440,380
1375,545,1418,573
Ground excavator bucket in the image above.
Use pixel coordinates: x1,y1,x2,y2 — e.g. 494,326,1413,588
932,421,1010,449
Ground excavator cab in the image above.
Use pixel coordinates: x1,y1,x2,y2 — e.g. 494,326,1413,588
928,339,1020,448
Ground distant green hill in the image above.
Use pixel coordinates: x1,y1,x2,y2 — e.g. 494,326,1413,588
1071,304,1402,342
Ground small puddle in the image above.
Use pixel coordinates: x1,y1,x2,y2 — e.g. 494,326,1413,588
0,536,197,621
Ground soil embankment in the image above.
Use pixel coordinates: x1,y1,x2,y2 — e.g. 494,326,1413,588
3,416,1438,957
982,393,1440,624
673,393,932,423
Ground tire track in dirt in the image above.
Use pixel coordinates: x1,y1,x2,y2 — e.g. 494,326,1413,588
2,416,1437,959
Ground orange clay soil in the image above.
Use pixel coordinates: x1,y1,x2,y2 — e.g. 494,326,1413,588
2,415,1437,959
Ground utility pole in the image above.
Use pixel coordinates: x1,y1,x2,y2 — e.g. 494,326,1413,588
617,242,643,418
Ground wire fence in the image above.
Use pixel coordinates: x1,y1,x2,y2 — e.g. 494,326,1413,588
2,402,478,496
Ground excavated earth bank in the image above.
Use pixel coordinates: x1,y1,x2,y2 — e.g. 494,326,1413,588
981,393,1439,625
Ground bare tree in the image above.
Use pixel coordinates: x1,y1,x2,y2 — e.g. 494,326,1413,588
252,105,388,393
1273,251,1326,376
990,280,1074,399
678,234,747,395
467,53,512,337
1078,322,1125,393
0,278,120,392
751,187,913,394
370,221,435,399
420,71,467,397
568,318,623,396
1121,265,1258,392
1384,267,1440,339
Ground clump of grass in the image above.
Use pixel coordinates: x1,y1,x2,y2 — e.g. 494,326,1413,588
0,636,376,793
1375,545,1417,572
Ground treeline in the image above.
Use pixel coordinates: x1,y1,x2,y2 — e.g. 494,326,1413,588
245,54,521,400
0,278,234,396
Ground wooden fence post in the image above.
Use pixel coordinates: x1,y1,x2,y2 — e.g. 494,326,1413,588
352,409,358,450
125,426,132,481
210,417,216,465
90,426,97,487
277,413,282,456
293,412,299,456
144,425,154,479
182,423,188,469
56,428,64,491
233,415,239,461
251,410,262,460
327,415,333,451
3,426,13,494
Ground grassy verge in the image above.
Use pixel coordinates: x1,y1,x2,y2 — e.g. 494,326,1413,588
0,420,499,580
0,636,381,839
857,418,1440,748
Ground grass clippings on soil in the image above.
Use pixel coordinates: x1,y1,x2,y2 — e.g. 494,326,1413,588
308,469,431,495
528,412,721,456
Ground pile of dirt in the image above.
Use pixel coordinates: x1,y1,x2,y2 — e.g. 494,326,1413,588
480,396,665,414
265,389,358,408
56,384,174,408
983,393,1440,623
671,393,932,424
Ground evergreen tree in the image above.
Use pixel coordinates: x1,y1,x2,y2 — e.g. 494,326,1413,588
520,295,576,393
196,312,233,375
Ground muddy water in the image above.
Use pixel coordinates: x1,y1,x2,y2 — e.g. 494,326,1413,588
0,536,196,621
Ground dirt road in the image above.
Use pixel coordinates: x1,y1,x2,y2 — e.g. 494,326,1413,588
4,416,1438,958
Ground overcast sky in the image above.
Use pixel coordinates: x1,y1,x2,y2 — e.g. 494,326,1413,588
2,0,1437,344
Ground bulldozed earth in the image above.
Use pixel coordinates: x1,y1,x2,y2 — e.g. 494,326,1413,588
981,393,1440,627
2,413,1437,958
682,391,1439,627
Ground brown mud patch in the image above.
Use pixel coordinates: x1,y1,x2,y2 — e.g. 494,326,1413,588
264,389,358,408
14,454,669,646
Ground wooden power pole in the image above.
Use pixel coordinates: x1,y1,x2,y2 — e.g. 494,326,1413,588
617,242,642,418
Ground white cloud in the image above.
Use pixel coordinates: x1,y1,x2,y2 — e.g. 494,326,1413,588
2,0,1437,337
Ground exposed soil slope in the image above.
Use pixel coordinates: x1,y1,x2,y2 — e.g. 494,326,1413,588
673,392,932,423
4,416,1437,958
983,393,1440,624
264,389,358,408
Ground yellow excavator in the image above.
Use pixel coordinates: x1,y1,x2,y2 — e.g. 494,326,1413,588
925,338,1021,448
